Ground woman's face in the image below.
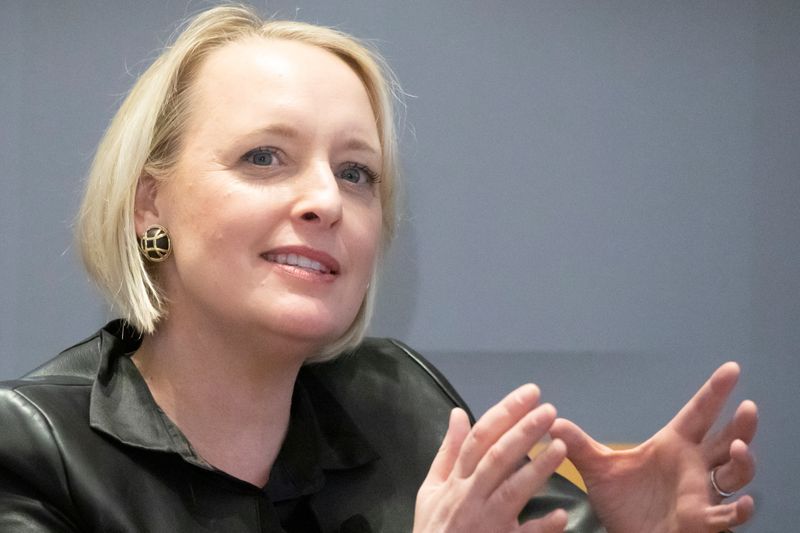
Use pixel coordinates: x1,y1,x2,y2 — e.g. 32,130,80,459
137,38,383,350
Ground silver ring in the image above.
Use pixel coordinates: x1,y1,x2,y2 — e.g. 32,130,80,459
710,467,736,498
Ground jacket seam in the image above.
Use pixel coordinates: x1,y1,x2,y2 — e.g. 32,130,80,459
57,331,101,358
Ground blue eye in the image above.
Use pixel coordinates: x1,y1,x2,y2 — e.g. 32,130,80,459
340,167,362,183
243,147,279,166
339,163,380,184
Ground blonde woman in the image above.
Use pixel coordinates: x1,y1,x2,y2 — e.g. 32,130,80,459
0,5,756,532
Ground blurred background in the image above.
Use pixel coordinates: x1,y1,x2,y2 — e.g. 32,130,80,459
2,1,797,530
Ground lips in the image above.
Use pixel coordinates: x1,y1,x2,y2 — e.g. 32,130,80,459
264,252,330,274
262,247,340,275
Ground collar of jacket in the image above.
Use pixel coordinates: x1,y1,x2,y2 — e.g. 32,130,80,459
87,320,379,502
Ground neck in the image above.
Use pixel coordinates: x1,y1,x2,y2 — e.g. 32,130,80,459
131,311,315,487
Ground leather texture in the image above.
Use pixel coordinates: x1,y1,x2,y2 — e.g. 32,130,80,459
0,322,603,532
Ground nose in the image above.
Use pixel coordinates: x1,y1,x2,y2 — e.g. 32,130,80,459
291,161,343,228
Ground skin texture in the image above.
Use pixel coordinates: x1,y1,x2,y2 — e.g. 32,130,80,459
414,385,569,533
413,363,757,533
132,37,383,487
137,37,383,354
550,362,757,533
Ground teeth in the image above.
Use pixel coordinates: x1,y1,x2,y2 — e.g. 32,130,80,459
265,253,330,273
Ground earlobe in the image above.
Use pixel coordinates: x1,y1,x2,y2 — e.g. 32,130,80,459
134,174,161,235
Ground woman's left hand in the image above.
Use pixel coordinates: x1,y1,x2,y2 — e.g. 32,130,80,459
550,362,757,533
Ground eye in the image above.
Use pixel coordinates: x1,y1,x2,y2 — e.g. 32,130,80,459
339,163,381,185
242,147,280,166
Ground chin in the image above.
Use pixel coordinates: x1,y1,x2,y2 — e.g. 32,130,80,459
262,311,352,348
236,293,362,350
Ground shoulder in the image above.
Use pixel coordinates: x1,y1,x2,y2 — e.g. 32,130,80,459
0,323,109,516
0,374,93,430
0,322,139,531
0,327,101,444
0,320,144,467
0,378,89,530
0,375,93,474
25,321,131,380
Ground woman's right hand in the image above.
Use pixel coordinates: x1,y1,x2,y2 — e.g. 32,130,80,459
413,384,569,533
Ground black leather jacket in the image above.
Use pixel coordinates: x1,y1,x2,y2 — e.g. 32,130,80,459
0,321,602,532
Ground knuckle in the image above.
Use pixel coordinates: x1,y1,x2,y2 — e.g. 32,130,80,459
415,483,432,503
738,462,756,485
495,479,519,506
486,444,505,466
520,413,540,435
509,390,527,411
503,386,535,416
470,423,491,446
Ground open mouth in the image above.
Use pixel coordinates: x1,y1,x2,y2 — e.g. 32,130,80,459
263,253,337,275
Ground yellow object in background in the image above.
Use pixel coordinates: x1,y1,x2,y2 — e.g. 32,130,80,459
529,443,636,492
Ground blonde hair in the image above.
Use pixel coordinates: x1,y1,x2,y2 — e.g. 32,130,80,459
77,4,400,361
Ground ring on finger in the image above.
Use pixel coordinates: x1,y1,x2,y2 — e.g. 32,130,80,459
710,466,736,498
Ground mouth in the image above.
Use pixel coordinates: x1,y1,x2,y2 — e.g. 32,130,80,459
262,248,339,275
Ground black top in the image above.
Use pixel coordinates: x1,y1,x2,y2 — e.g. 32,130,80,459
0,321,602,532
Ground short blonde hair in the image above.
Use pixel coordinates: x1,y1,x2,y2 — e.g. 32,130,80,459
77,4,400,361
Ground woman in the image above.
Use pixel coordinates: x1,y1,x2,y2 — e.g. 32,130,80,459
0,5,756,532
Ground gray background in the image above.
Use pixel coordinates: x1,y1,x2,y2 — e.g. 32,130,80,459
2,1,798,531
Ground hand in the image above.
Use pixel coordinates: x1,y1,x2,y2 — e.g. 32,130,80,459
414,384,569,533
550,362,757,533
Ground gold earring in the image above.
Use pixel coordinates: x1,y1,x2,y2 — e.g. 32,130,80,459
139,224,171,262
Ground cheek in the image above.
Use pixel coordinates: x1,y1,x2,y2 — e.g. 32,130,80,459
168,179,243,233
351,203,383,267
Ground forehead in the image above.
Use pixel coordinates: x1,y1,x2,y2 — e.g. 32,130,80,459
186,37,378,142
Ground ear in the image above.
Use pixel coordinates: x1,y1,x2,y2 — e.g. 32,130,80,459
134,173,162,236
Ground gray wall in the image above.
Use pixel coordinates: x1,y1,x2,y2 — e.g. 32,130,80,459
2,1,798,531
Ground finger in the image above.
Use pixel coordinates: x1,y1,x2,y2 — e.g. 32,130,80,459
703,495,755,530
549,417,606,475
455,384,541,478
711,439,755,497
489,439,568,527
705,400,758,462
670,362,740,443
518,508,568,533
471,403,557,498
424,408,471,484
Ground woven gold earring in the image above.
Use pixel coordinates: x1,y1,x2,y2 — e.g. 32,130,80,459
139,224,172,262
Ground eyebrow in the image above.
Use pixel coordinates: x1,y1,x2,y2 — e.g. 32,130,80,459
246,123,381,156
250,123,302,140
340,137,381,157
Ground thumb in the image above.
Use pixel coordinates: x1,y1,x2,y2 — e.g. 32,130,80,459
424,407,470,484
549,418,606,474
